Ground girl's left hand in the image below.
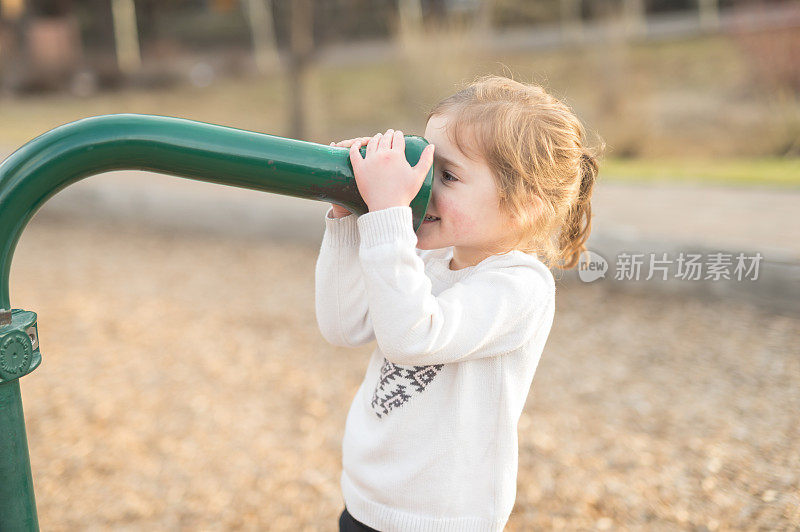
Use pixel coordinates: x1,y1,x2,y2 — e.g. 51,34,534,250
350,128,435,213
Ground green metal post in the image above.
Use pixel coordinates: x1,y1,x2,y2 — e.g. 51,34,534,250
0,380,39,530
0,114,434,531
0,309,40,531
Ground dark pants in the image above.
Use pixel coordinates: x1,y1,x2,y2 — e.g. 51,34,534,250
339,507,381,532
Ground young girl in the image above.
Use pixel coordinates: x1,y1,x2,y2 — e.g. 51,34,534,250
316,74,601,532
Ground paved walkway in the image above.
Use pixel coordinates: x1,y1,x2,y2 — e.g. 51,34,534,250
591,182,799,263
24,168,798,258
586,182,800,315
3,160,799,312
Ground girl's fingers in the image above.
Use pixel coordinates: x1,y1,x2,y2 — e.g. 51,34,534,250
413,144,435,180
349,137,370,148
392,130,405,152
366,133,381,155
350,141,364,169
332,137,371,148
378,128,394,150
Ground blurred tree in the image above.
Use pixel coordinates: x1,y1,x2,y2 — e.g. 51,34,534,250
26,0,71,16
8,0,83,92
622,0,645,38
730,2,800,97
111,0,141,74
1,0,25,20
493,0,562,27
475,0,494,33
0,0,24,51
270,0,395,49
212,0,237,10
243,0,279,73
560,0,584,43
398,0,423,43
647,0,696,14
76,0,114,49
698,0,720,30
289,0,313,139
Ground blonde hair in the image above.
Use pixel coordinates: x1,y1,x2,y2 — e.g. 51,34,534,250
426,74,604,270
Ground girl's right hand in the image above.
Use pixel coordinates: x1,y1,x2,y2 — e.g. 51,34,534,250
329,203,352,218
328,136,373,218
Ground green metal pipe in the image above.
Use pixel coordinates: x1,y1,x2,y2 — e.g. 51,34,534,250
0,379,39,530
0,113,433,530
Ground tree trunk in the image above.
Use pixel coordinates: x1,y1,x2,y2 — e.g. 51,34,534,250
288,0,313,140
560,0,583,44
243,0,280,74
698,0,719,31
111,0,141,74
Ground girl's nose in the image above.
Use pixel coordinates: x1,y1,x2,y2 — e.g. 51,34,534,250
430,176,441,194
427,190,437,207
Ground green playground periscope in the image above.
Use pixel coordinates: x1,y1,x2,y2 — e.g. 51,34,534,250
0,114,434,530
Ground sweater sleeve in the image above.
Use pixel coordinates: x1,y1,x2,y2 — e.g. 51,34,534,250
314,206,376,347
356,206,551,366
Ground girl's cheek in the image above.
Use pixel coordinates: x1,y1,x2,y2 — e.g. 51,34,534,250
454,213,478,240
440,203,475,240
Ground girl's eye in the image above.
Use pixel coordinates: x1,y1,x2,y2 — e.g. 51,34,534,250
441,171,458,183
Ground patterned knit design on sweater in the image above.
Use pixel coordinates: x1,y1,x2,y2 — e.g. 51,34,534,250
371,357,444,419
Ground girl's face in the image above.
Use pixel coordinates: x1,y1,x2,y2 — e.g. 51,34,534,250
416,112,520,270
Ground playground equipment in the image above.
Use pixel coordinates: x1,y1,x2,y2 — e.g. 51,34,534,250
0,114,434,530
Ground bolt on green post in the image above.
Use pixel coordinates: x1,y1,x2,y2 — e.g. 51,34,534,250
0,114,434,530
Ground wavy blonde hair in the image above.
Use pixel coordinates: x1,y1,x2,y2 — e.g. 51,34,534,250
427,74,604,270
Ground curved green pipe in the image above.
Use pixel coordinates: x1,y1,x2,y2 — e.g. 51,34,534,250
0,113,433,530
0,113,433,299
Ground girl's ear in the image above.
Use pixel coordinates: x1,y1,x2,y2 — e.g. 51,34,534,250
526,195,543,223
516,195,544,241
514,195,543,230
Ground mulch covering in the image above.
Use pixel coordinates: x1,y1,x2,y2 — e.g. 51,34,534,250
9,213,798,530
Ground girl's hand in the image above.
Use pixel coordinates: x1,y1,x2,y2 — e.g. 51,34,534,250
328,137,373,217
330,137,372,149
328,203,352,218
349,129,435,213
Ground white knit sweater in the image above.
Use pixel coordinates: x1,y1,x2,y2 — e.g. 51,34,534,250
315,205,556,532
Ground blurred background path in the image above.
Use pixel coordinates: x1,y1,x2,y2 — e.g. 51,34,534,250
10,161,797,314
13,163,796,260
